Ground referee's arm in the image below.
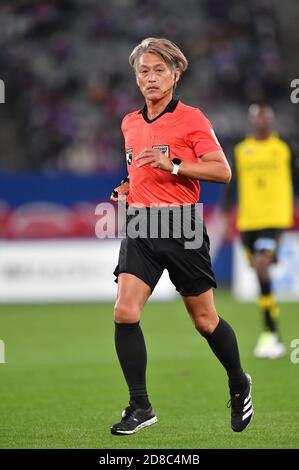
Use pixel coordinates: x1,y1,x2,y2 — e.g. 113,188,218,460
178,150,231,183
135,147,231,183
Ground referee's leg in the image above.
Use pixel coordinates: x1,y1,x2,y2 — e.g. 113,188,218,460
183,288,254,432
183,288,248,394
114,273,152,410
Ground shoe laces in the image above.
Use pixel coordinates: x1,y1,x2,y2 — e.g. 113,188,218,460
227,392,243,414
122,405,144,421
122,405,136,421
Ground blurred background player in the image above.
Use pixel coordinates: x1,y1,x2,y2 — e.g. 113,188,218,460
221,103,299,359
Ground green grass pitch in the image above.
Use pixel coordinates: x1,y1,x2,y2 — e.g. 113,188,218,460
0,291,298,449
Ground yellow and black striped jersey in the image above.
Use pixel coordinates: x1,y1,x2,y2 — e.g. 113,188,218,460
222,134,295,231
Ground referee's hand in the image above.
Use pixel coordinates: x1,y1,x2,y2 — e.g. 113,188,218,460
135,148,173,171
110,181,130,201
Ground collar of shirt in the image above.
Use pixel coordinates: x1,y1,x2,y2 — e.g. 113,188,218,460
138,97,179,123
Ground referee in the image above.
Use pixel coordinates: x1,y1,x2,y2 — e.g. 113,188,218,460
110,37,253,435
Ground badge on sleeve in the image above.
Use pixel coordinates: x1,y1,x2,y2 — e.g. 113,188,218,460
126,148,133,166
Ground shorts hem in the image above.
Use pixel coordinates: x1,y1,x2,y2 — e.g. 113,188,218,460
179,281,217,297
114,269,155,293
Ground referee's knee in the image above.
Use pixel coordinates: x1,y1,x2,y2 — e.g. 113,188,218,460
194,313,218,336
114,301,141,324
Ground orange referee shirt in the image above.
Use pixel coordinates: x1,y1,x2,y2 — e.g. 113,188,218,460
121,99,222,207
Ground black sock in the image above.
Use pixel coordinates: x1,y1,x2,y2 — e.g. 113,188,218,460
114,321,150,409
264,310,277,333
203,317,247,394
259,280,278,334
260,279,271,296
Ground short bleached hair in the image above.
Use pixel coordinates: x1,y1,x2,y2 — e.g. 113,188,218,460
129,37,188,73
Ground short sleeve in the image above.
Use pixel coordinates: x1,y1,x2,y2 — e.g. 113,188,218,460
121,115,128,136
187,109,222,157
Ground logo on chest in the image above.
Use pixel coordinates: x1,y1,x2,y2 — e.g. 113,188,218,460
153,145,170,157
126,148,133,166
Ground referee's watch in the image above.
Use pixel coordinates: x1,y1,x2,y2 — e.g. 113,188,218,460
171,158,182,175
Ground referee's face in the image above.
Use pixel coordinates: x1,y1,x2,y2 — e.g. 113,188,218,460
136,52,177,102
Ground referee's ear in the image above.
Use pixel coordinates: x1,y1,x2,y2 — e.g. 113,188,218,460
173,70,180,85
173,71,180,91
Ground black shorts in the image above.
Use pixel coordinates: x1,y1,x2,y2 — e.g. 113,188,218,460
241,228,282,263
113,205,217,296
